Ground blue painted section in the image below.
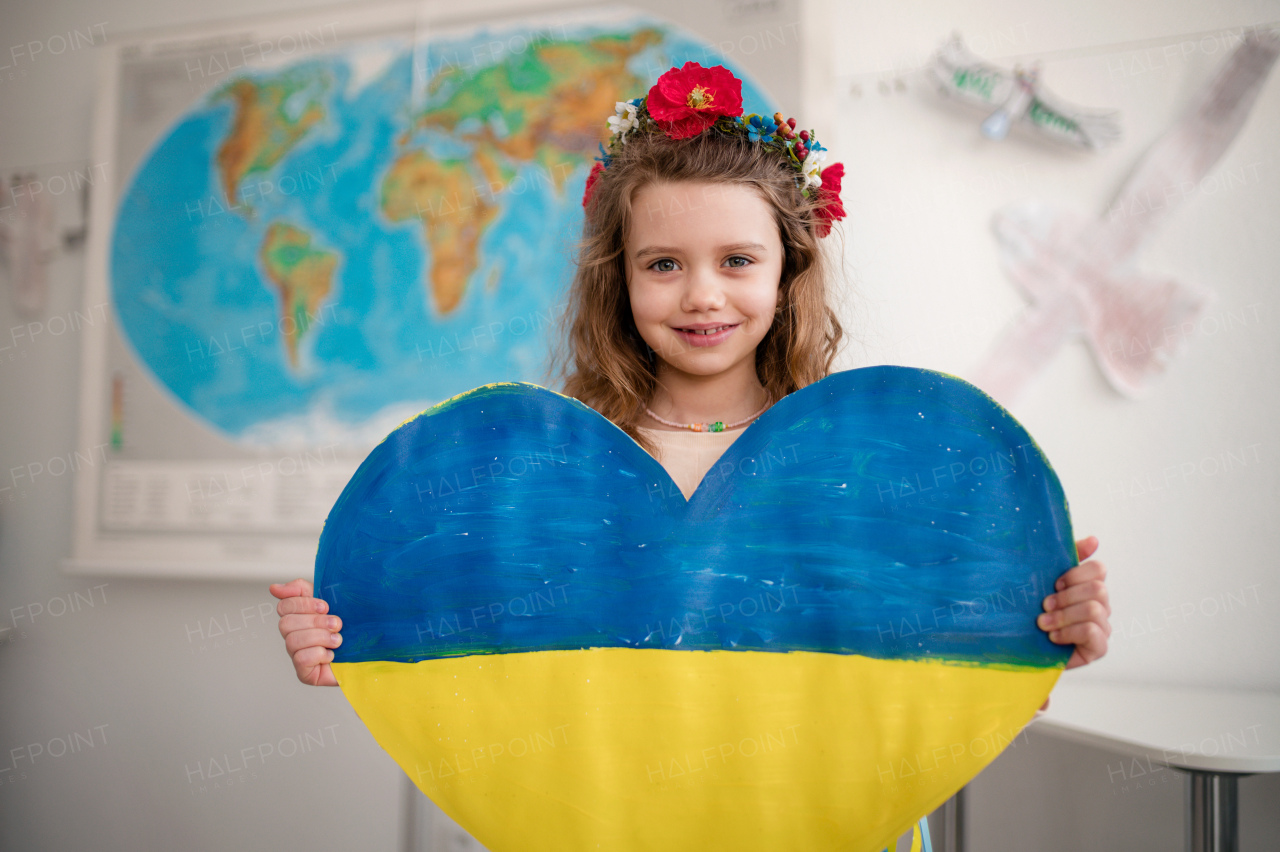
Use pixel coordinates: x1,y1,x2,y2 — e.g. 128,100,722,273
315,366,1075,666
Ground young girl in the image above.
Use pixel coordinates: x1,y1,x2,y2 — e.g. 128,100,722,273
271,62,1110,702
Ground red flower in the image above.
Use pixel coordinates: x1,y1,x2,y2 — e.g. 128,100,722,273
646,62,743,140
814,162,846,238
582,162,605,209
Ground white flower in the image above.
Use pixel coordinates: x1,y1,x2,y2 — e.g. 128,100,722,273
801,147,827,188
607,101,639,140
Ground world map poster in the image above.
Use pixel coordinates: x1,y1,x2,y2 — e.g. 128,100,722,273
68,1,801,578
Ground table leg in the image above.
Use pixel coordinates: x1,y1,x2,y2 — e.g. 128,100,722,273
939,787,965,852
1185,770,1244,852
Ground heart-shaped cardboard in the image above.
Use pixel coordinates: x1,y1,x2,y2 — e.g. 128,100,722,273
316,365,1073,851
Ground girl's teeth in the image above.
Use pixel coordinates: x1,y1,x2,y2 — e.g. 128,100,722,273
687,326,731,334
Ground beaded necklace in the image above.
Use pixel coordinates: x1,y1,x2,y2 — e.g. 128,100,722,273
643,401,770,432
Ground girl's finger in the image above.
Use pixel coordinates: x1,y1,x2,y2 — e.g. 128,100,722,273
277,613,340,638
1054,558,1106,592
1038,599,1110,635
292,651,337,686
268,578,314,599
275,593,329,618
1074,536,1099,562
1049,622,1108,663
291,644,334,670
304,667,338,688
309,664,339,688
294,652,338,685
284,627,343,656
1043,579,1110,616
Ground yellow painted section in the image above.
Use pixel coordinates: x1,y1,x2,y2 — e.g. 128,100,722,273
334,648,1059,852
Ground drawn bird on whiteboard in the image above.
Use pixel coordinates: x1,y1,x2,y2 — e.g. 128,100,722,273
926,33,1122,149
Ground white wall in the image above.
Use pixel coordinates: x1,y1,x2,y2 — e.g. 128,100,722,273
1,0,1277,850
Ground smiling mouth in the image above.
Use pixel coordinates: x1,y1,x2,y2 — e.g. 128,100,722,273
676,324,738,335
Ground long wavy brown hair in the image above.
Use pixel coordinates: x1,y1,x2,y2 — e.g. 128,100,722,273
541,129,846,457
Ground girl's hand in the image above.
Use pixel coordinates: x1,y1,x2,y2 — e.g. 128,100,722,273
1039,536,1111,670
269,578,341,687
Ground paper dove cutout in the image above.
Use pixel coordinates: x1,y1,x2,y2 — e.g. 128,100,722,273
927,33,1122,149
968,30,1280,404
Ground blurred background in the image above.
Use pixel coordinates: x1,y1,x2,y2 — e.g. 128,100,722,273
1,0,1277,849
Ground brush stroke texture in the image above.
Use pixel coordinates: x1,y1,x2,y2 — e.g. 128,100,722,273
315,366,1074,667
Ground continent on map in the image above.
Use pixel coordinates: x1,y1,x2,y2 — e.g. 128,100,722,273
213,72,330,213
382,152,499,315
259,222,338,369
380,29,663,316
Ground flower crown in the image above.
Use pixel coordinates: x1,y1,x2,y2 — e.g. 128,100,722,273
582,61,846,238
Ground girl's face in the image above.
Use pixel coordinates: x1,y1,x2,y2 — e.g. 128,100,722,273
625,180,783,383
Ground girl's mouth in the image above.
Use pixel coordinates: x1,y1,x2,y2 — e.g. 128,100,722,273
673,323,739,346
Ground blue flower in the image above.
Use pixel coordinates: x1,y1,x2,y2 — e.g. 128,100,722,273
746,114,778,142
594,142,612,166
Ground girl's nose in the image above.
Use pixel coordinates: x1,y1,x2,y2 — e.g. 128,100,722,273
681,264,725,312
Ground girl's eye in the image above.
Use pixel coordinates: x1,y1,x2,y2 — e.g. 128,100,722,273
650,258,678,273
724,255,752,268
